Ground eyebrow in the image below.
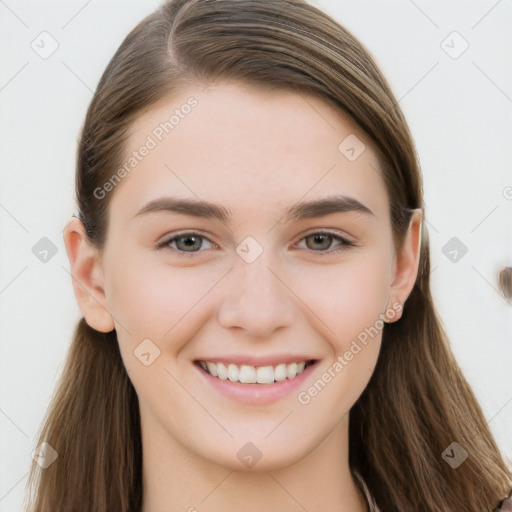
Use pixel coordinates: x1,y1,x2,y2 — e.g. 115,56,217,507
134,194,374,224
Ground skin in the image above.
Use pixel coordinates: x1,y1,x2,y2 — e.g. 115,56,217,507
64,82,422,512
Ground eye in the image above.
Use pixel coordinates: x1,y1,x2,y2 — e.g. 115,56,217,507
295,231,355,254
156,230,355,257
156,232,216,255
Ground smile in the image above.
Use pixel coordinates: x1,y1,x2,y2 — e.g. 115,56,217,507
196,360,315,384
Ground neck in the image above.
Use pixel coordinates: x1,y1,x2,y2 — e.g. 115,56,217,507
140,409,368,512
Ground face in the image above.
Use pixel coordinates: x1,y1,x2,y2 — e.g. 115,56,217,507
93,82,405,470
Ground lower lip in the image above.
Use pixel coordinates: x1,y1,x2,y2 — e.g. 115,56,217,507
195,362,317,405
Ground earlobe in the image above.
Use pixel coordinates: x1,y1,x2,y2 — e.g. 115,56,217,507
63,217,115,333
386,209,423,323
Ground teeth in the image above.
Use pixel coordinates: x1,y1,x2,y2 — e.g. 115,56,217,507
217,362,228,380
239,365,257,384
286,362,297,379
274,363,287,382
227,363,239,382
256,366,274,384
198,360,310,384
206,362,218,377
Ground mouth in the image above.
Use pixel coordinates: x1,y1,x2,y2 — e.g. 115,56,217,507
195,359,317,384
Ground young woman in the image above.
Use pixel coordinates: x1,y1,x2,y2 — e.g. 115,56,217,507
25,0,512,510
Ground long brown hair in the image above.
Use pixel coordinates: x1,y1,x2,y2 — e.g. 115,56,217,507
25,1,511,510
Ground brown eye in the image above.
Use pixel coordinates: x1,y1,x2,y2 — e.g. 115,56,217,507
305,233,334,251
175,235,203,252
297,231,354,254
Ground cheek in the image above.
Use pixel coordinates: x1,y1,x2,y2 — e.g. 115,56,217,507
104,251,223,347
289,251,391,351
292,256,390,414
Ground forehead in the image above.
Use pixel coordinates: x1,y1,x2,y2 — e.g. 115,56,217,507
108,82,389,224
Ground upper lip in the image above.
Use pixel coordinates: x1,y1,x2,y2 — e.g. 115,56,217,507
194,354,317,367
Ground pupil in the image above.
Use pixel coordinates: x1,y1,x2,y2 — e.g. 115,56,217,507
309,234,331,250
179,236,200,251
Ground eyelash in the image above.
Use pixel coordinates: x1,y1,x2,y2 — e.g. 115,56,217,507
155,230,355,257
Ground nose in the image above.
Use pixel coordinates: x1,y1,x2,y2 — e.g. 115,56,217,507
217,251,295,339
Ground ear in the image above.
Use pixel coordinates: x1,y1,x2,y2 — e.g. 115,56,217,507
63,217,115,333
386,209,423,323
